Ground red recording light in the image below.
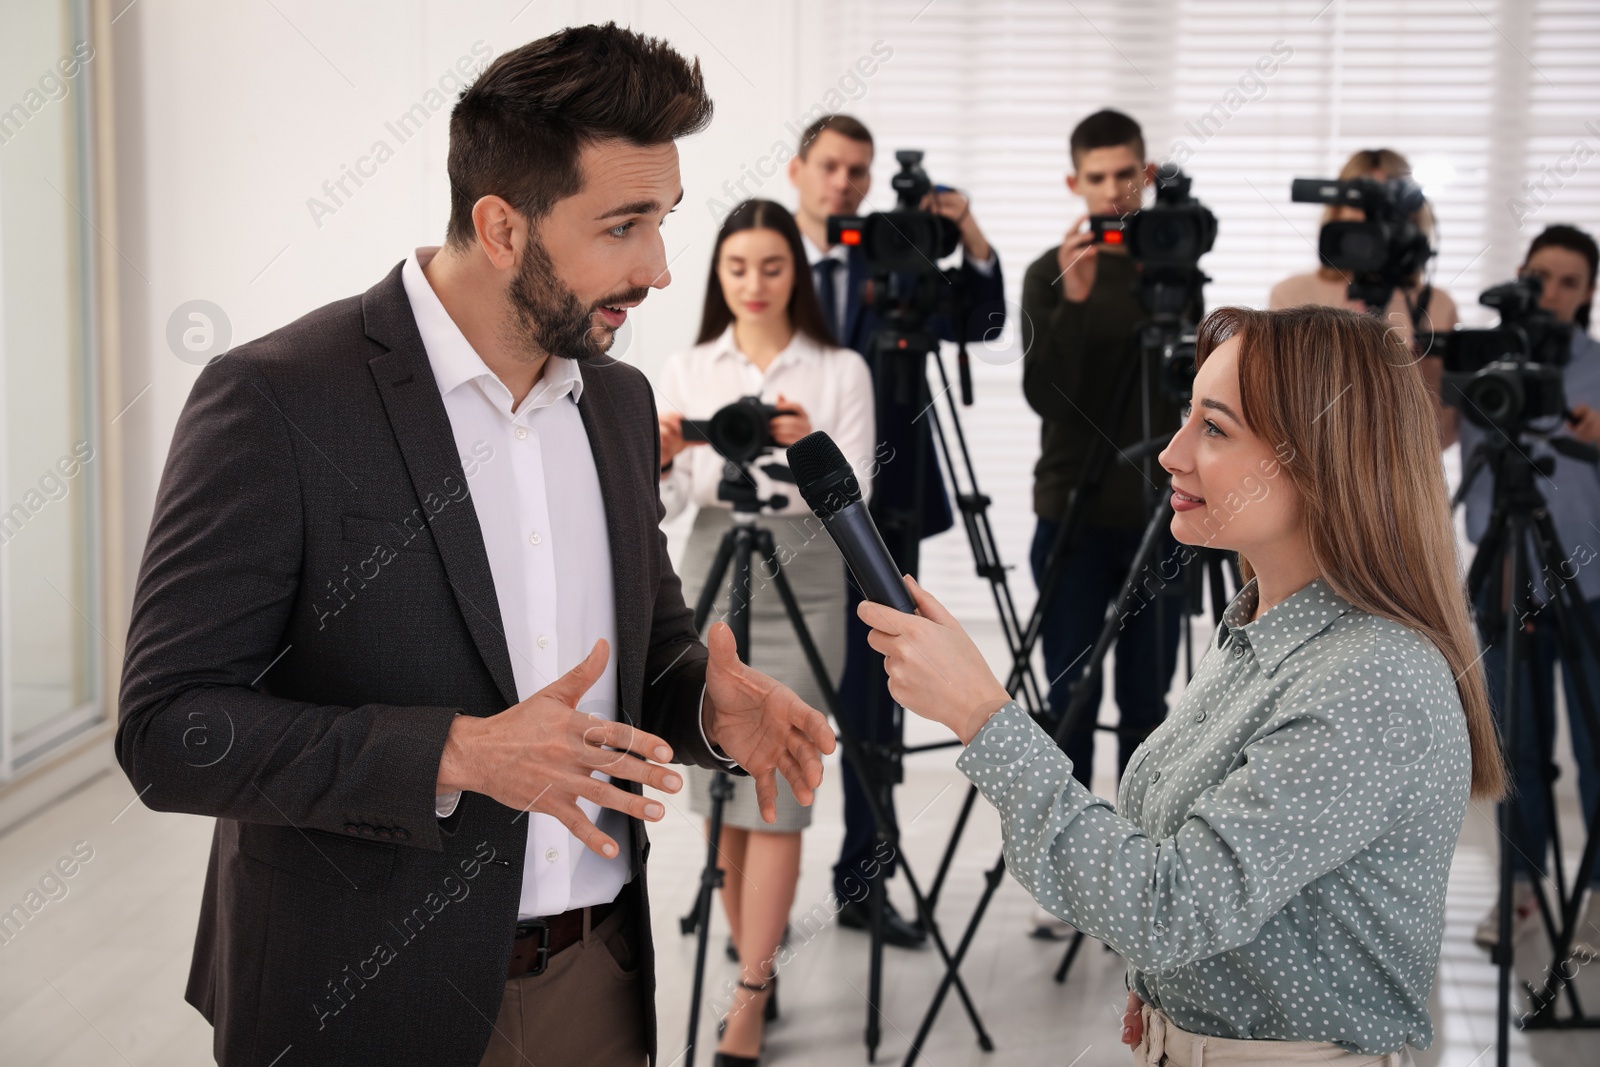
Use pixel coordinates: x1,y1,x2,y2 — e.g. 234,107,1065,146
840,228,862,246
1104,229,1124,245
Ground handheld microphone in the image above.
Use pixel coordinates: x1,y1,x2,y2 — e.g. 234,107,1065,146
787,431,917,615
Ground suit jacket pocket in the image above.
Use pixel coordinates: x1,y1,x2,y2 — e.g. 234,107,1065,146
341,513,438,555
237,821,396,893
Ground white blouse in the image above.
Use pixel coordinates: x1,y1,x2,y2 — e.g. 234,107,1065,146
655,324,877,522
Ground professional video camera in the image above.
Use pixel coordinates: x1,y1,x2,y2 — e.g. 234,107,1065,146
1088,169,1216,401
826,150,959,275
1436,275,1574,433
1088,169,1217,270
825,148,979,405
1290,175,1434,310
682,396,796,466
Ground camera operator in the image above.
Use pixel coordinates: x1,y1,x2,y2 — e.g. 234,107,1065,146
655,198,874,1063
786,112,1004,947
1270,147,1460,446
1020,109,1186,938
1456,224,1600,956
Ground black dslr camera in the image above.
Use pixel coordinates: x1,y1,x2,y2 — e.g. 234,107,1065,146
1290,175,1434,309
1088,170,1217,270
826,150,960,274
1436,275,1574,432
681,396,795,466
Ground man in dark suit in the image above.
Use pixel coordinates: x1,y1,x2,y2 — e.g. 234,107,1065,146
116,25,833,1067
785,114,1004,947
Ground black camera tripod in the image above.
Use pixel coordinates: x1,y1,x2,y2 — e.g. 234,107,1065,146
675,463,989,1065
1457,426,1600,1067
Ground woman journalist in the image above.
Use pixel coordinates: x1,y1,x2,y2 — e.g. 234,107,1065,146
858,304,1505,1064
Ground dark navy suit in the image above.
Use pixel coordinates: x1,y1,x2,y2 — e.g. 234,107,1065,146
826,245,1005,899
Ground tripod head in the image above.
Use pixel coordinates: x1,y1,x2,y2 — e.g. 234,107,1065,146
715,453,795,521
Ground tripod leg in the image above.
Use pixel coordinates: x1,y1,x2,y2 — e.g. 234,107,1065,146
928,786,979,910
757,534,994,1058
905,856,1007,1067
1515,512,1600,1021
683,525,758,1064
684,772,733,1067
1053,930,1087,984
682,528,739,934
691,531,737,634
1495,513,1533,1067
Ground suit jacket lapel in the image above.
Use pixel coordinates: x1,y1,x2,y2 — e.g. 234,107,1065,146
575,361,647,727
362,264,519,709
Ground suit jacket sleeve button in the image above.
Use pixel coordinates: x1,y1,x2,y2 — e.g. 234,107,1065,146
344,823,361,834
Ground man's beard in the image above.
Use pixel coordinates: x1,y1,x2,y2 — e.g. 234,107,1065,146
505,234,648,362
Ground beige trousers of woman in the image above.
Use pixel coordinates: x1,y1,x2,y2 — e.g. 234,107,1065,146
1131,1004,1416,1066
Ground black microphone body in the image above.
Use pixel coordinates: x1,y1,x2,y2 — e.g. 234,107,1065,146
821,500,917,614
786,431,917,615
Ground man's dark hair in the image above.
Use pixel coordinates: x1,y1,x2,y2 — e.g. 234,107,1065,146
1527,223,1600,328
445,23,713,247
1069,108,1144,167
797,113,873,159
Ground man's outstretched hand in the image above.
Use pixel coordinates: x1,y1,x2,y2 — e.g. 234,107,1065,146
701,621,836,823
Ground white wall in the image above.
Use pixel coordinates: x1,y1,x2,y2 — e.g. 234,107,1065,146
108,0,860,609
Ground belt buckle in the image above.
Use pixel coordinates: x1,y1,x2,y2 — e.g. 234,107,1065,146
514,919,551,976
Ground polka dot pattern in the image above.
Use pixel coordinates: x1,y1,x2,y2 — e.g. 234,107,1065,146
956,577,1472,1056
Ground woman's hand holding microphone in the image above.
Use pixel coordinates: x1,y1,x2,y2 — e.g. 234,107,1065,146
855,574,1013,744
859,572,1153,1051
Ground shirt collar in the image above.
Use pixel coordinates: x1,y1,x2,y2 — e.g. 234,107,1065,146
709,323,823,368
1219,576,1356,676
401,246,584,410
801,232,849,269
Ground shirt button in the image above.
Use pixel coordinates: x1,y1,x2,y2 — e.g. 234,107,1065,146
1151,770,1161,782
1233,644,1245,658
1194,711,1207,723
515,427,528,440
528,531,542,545
544,848,559,863
537,635,550,649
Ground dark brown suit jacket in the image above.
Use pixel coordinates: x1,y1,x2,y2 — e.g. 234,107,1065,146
116,262,725,1065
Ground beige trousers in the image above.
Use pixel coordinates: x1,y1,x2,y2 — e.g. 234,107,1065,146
1130,1005,1416,1066
476,895,648,1067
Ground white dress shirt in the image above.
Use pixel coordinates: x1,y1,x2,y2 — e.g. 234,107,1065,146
405,247,630,920
656,324,877,523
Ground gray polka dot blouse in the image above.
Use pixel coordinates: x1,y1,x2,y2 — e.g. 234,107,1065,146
956,576,1472,1056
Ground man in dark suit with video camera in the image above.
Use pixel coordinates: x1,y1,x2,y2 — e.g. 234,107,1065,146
786,113,1004,947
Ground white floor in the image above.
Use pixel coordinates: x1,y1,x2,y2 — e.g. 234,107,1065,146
2,672,1598,1067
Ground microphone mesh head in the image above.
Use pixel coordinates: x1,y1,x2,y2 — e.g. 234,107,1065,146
787,431,861,518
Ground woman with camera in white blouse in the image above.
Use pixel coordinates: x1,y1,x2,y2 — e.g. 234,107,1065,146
655,198,874,1066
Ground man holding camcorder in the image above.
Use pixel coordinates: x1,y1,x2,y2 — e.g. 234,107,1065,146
1018,110,1188,939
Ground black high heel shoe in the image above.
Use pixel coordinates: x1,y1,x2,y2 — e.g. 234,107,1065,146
713,975,778,1062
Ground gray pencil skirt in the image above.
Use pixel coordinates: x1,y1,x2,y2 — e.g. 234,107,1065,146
677,506,847,833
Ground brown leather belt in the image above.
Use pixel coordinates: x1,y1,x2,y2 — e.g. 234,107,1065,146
507,896,621,979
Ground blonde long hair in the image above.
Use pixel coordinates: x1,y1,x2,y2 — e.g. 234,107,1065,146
1196,304,1506,799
